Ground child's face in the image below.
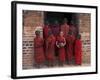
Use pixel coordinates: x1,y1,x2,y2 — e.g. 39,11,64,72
35,31,40,36
60,32,64,36
36,33,40,36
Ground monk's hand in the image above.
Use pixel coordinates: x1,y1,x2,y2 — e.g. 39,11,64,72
57,45,60,48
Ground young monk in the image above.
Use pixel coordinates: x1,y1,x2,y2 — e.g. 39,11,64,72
66,31,75,64
61,18,69,37
43,21,50,40
74,34,82,65
56,31,66,66
46,31,56,67
51,20,60,37
69,21,77,37
34,30,45,68
43,21,51,58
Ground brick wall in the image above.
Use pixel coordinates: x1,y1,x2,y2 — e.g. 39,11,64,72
22,11,44,69
79,13,91,64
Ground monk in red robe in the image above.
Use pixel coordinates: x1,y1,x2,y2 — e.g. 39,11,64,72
51,20,60,57
43,21,50,40
43,21,51,57
61,18,69,37
34,30,45,68
66,31,75,64
56,31,66,66
69,21,77,37
46,31,56,67
51,20,60,38
74,34,82,65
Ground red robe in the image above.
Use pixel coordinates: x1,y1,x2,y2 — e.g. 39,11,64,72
61,23,69,37
56,36,66,62
74,39,82,65
43,25,50,40
66,34,75,62
69,25,77,37
34,36,45,64
46,35,56,62
51,24,60,37
43,25,51,55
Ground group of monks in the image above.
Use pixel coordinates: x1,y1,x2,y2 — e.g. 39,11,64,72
34,18,82,68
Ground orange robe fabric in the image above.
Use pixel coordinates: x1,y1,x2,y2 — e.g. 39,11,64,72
34,36,45,64
56,36,66,62
74,39,82,65
46,35,56,62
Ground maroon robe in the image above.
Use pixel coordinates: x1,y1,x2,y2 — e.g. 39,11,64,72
61,23,69,37
74,39,82,65
69,24,77,37
56,36,66,62
43,25,51,55
66,34,75,62
34,36,45,64
43,25,50,40
51,24,60,37
46,35,56,62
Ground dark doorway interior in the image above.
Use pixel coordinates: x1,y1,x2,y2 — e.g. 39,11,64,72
44,12,74,25
44,12,79,36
